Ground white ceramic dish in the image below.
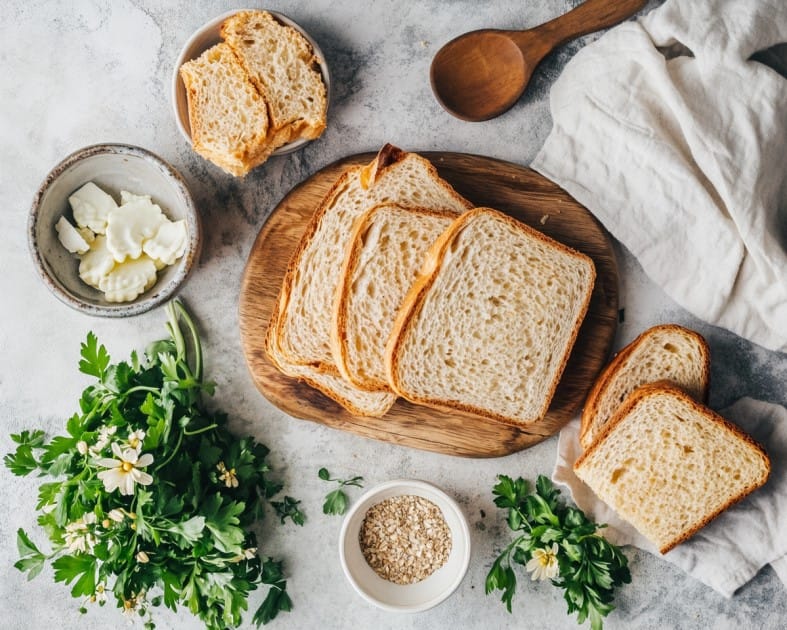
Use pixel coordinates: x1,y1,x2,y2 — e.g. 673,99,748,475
172,9,331,156
339,479,471,613
29,143,201,317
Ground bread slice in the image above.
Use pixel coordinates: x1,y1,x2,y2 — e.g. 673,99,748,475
574,382,770,554
331,204,455,392
579,324,710,449
221,10,327,147
179,43,272,176
269,145,471,376
385,207,596,426
266,308,395,417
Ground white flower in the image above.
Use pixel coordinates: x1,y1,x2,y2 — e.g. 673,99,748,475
96,443,154,495
122,590,145,618
136,550,149,563
232,547,257,562
526,543,560,581
107,508,125,522
91,583,107,605
216,461,239,488
90,425,117,453
76,441,89,455
127,429,146,452
64,513,97,554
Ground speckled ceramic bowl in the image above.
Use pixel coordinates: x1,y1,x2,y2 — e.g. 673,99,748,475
172,9,331,156
339,479,471,613
29,143,201,317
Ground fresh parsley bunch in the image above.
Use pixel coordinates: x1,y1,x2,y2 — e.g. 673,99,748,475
5,300,303,629
486,475,631,630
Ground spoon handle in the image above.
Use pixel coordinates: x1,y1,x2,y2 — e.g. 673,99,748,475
523,0,648,50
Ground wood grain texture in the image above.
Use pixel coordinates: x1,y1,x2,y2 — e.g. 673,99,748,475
239,152,618,457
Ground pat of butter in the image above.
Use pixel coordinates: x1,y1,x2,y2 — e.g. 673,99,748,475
55,216,91,254
99,255,158,303
78,235,116,289
105,196,165,262
143,219,188,266
69,182,118,234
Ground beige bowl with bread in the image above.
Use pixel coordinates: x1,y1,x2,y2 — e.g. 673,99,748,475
172,9,331,173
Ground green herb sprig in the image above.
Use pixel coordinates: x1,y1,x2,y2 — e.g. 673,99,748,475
317,468,364,515
486,475,630,630
4,300,303,629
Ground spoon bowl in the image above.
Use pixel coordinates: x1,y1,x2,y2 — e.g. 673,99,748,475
430,0,647,121
431,30,532,121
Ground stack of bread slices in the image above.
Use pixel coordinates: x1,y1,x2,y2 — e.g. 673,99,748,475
266,144,597,429
574,324,771,553
179,10,327,176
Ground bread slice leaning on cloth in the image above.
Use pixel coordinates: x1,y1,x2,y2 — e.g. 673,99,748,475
179,43,272,177
221,10,327,148
579,324,710,449
385,207,596,427
574,382,770,554
268,144,471,374
331,204,455,392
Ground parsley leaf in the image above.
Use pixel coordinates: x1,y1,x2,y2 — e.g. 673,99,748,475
318,468,364,515
78,332,110,379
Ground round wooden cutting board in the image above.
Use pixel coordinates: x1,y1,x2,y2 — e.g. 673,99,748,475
239,152,618,457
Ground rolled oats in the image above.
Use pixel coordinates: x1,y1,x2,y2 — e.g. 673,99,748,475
359,494,452,585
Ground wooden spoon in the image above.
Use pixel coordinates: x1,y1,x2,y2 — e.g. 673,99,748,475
430,0,648,121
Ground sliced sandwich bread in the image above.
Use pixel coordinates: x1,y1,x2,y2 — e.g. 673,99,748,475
385,207,596,426
331,204,455,392
221,10,327,146
579,324,710,449
268,144,472,377
574,382,770,554
266,308,395,417
179,43,272,177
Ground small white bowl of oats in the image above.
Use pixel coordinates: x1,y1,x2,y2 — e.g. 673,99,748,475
338,479,471,613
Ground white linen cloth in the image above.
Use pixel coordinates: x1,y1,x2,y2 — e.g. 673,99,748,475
553,398,787,597
531,0,787,352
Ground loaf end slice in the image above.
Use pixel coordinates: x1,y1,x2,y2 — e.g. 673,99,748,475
331,204,455,392
386,207,596,427
179,43,271,177
221,10,327,144
574,382,770,554
580,324,710,449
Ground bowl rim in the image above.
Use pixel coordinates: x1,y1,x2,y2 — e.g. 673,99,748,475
171,8,331,157
338,478,471,613
28,142,201,318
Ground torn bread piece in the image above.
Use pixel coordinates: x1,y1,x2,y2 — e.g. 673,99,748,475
179,42,272,177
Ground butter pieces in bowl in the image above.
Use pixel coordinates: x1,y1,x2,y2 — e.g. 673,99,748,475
29,144,201,317
173,10,330,176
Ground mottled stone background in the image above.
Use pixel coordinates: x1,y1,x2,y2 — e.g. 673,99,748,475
1,1,785,629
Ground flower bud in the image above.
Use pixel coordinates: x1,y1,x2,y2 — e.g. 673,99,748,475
136,551,149,563
76,441,89,455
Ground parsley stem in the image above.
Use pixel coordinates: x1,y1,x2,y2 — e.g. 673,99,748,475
183,424,218,436
154,431,183,471
173,300,203,383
